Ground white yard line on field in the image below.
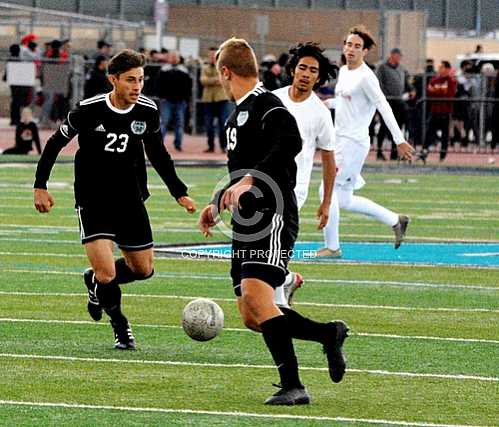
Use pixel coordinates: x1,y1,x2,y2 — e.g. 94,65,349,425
1,261,497,291
0,287,496,314
0,317,497,345
0,400,486,427
0,353,497,382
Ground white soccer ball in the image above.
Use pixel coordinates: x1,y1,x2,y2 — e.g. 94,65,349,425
182,298,224,342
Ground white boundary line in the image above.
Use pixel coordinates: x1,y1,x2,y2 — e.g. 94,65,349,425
0,400,488,426
1,265,498,291
0,353,497,382
1,317,497,345
0,288,496,314
0,400,487,426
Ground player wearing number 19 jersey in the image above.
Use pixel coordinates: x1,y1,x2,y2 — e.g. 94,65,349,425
34,49,196,349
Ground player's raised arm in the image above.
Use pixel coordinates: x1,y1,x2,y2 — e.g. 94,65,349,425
33,109,80,212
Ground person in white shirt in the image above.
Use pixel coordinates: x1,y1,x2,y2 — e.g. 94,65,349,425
271,42,338,306
320,25,415,257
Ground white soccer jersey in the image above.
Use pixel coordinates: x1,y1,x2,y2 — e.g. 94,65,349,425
334,63,404,147
273,86,335,208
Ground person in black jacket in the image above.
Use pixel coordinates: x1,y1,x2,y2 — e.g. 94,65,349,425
84,55,112,99
33,49,196,350
2,107,41,155
198,38,348,406
155,51,192,151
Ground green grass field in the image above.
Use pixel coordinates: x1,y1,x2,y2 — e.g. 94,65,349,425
0,161,498,426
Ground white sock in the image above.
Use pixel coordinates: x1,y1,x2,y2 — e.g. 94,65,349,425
319,184,341,251
346,195,399,226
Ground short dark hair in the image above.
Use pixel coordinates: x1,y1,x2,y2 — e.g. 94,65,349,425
107,49,145,76
348,25,376,51
441,60,452,69
286,42,338,89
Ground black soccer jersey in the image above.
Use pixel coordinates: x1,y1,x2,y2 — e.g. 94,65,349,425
223,82,302,213
34,93,188,206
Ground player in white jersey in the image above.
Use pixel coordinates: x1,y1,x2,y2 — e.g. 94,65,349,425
271,42,338,306
319,25,415,257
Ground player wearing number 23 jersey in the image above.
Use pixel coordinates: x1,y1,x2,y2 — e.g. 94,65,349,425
34,92,187,207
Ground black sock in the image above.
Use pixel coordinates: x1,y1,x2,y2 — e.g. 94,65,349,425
114,258,154,285
280,307,329,343
95,279,126,323
260,315,302,389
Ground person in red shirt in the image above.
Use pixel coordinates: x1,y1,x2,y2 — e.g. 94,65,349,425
421,61,457,162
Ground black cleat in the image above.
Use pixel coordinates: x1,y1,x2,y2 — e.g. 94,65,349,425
110,319,136,350
84,268,102,321
264,384,310,405
323,320,349,383
393,215,410,249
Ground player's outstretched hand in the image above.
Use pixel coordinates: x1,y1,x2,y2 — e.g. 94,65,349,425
316,201,330,230
34,188,55,213
198,204,218,238
178,196,196,214
397,141,415,161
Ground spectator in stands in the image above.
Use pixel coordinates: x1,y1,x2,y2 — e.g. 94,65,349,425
492,69,499,154
142,50,162,97
84,55,112,99
474,44,484,54
2,108,40,155
92,40,112,60
20,34,39,62
156,51,192,151
262,61,284,91
420,61,457,162
451,60,473,150
4,44,32,126
40,39,70,127
200,47,230,153
376,48,414,160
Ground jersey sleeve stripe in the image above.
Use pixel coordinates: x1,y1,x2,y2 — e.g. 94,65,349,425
59,124,70,138
137,100,158,110
80,94,106,105
261,106,288,122
79,97,106,106
138,96,158,108
66,112,77,132
137,97,157,107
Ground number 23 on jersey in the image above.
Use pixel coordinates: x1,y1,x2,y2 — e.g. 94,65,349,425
104,133,129,153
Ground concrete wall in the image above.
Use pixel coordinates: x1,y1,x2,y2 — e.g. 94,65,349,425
167,5,425,72
427,37,499,67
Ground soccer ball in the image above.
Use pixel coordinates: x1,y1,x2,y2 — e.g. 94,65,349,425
182,298,224,341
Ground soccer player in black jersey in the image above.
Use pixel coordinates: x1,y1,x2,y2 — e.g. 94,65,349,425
198,38,348,405
34,49,196,349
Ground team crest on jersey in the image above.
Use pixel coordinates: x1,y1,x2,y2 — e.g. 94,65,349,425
236,111,249,126
131,120,147,135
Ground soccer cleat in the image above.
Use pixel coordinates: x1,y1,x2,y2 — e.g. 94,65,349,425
392,215,410,249
283,272,303,306
323,320,349,383
84,268,102,321
264,384,311,406
316,247,342,258
110,319,136,350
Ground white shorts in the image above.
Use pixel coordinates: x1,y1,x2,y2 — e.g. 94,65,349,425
334,136,369,191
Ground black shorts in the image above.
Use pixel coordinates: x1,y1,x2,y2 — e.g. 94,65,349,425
75,201,153,251
230,210,298,297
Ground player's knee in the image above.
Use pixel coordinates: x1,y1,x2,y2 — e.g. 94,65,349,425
239,309,260,332
94,268,116,284
134,263,154,280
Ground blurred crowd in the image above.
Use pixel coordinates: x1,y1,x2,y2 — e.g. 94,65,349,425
3,34,499,160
